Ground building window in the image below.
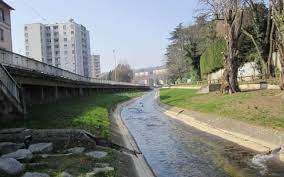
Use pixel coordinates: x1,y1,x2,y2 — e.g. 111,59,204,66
24,26,28,31
54,38,59,42
63,25,66,29
25,46,29,50
54,45,59,49
53,26,58,30
64,51,68,55
64,44,67,49
0,29,4,41
25,39,28,43
45,26,50,31
0,9,4,23
64,32,67,36
64,38,67,42
71,31,74,35
25,33,28,37
72,50,75,54
54,32,59,36
26,52,29,56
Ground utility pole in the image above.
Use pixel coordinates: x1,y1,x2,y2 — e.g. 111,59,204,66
113,49,117,81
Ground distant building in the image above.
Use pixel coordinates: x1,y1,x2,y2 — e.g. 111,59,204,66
24,19,91,77
133,66,167,86
0,0,14,51
90,55,101,78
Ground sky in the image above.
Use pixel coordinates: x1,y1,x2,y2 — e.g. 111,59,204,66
7,0,199,72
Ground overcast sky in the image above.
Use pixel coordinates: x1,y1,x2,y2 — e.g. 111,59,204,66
7,0,199,72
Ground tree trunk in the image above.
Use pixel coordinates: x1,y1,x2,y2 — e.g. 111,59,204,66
222,25,240,94
267,22,275,77
278,46,284,90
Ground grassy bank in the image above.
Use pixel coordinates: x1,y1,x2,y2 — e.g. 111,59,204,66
0,91,142,177
160,89,284,129
1,91,142,139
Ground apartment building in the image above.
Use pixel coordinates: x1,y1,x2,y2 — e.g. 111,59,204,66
24,19,91,77
0,0,14,51
90,55,101,78
133,66,168,86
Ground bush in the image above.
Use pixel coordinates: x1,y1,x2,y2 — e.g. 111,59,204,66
200,39,226,75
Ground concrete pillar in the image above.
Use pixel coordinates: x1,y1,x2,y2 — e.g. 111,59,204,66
41,87,44,104
79,88,84,96
55,86,58,100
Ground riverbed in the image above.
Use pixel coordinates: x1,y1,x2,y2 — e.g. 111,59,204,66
121,91,284,177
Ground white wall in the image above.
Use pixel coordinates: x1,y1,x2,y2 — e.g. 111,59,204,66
208,62,260,81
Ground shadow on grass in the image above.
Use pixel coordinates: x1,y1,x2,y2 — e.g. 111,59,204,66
0,92,141,139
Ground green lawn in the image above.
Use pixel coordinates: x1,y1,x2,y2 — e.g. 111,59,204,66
160,89,284,129
1,91,142,139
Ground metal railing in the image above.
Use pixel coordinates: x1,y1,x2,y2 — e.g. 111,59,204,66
0,48,142,87
0,63,21,105
173,73,281,87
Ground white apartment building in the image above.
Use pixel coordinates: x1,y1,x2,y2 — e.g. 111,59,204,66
90,55,101,78
24,19,91,77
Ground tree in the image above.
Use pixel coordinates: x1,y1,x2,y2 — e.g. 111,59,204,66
166,20,217,83
111,63,133,82
241,1,273,76
270,0,284,89
200,0,247,94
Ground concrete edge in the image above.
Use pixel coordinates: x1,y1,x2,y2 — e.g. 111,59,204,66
155,91,284,162
112,95,156,177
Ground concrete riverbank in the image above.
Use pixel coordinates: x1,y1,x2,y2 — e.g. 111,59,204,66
155,90,284,162
111,97,156,177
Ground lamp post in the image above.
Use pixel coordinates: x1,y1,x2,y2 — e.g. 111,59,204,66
113,49,117,81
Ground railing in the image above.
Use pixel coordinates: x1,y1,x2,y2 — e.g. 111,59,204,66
173,73,281,87
0,48,142,87
0,63,21,105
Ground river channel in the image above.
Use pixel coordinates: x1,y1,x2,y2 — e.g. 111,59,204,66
121,91,284,177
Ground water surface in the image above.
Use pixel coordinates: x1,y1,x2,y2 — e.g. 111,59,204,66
121,91,284,177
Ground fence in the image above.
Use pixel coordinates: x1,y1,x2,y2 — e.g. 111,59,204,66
0,48,140,87
174,73,281,87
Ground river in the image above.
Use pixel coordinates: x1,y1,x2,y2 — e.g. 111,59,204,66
121,91,284,177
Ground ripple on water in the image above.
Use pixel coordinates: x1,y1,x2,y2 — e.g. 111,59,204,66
121,92,284,177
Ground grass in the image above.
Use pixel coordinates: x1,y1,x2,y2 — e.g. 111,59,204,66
160,89,284,129
0,91,142,139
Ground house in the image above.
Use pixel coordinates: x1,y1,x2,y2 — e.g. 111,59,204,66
0,0,14,51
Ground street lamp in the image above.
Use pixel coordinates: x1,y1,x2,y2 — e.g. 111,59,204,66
113,49,117,81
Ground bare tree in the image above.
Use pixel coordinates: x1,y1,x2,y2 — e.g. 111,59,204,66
270,0,284,89
200,0,248,93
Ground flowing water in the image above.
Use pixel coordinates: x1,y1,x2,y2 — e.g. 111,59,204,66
121,91,284,177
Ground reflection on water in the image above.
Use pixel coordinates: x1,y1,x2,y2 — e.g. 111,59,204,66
121,91,284,177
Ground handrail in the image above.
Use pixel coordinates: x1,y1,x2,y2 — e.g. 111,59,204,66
0,63,21,104
0,48,144,87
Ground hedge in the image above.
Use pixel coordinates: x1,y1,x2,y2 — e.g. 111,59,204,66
200,39,226,75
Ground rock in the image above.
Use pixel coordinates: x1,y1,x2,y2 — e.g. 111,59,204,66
86,167,114,176
28,143,53,154
96,163,110,168
0,128,27,134
1,149,33,161
22,172,50,177
0,142,19,155
85,151,108,159
0,158,24,175
64,147,85,154
60,171,73,177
